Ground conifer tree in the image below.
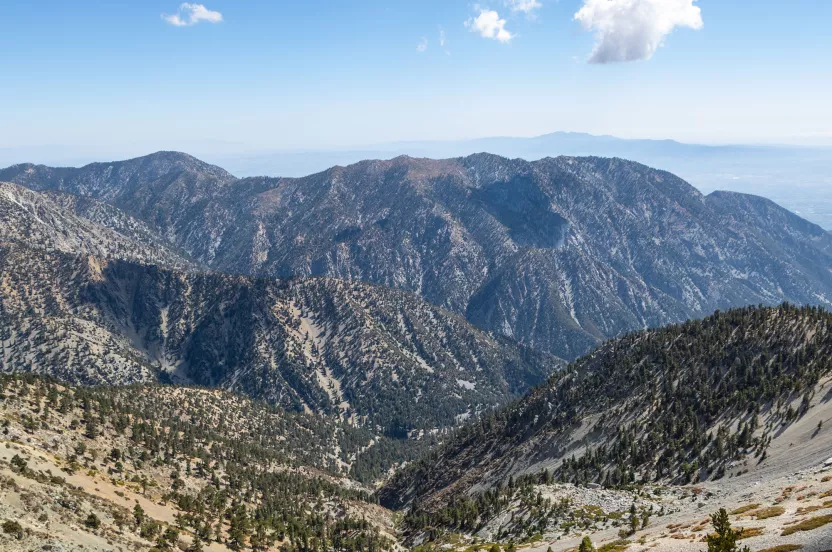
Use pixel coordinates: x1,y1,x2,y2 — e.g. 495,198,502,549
706,509,750,552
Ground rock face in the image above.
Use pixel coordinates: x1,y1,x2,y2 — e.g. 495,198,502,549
378,304,832,513
0,181,195,270
3,152,830,360
0,242,558,433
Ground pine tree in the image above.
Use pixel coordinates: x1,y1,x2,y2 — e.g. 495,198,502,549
133,503,145,527
227,504,250,551
706,508,750,552
187,536,205,552
578,536,595,552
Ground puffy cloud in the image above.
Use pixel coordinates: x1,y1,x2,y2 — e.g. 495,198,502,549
162,3,223,27
506,0,542,14
466,9,514,44
417,37,428,52
574,0,702,63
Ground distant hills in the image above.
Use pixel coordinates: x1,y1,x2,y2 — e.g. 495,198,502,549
0,181,196,270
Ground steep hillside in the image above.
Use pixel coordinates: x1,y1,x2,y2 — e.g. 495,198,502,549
0,182,195,269
0,374,397,551
3,153,831,360
0,242,558,435
379,305,832,522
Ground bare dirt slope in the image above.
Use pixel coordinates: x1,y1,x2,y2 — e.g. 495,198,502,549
531,393,832,551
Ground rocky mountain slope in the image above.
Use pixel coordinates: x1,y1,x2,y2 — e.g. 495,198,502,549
0,241,558,435
378,305,832,520
0,374,397,551
0,181,195,270
3,153,831,360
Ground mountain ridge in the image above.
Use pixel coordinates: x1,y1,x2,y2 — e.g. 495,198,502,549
378,304,832,543
0,240,559,435
0,181,197,270
3,151,831,361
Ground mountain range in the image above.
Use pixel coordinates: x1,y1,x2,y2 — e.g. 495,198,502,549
7,132,830,230
2,152,830,362
3,150,832,550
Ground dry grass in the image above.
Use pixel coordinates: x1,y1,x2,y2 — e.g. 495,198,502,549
796,505,826,515
702,526,764,543
737,527,764,539
597,540,631,552
731,504,761,515
754,506,786,519
758,545,803,552
781,513,832,536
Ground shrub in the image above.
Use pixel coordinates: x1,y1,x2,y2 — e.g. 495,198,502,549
84,512,101,530
2,519,24,539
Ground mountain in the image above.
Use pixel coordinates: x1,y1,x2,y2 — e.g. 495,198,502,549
0,181,196,270
4,152,830,361
0,241,558,436
378,304,832,514
7,134,831,229
196,132,832,230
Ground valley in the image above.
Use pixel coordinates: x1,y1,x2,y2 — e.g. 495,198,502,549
1,152,832,551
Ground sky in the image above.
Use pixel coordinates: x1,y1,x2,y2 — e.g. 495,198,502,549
2,0,832,154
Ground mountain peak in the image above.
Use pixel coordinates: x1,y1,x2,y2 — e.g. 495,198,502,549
89,150,236,180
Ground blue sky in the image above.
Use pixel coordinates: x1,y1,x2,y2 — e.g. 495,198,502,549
2,0,831,153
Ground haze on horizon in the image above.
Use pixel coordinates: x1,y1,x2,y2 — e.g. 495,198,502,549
2,0,831,155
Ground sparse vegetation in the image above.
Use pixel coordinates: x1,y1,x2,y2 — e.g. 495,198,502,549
730,504,760,515
597,540,630,552
753,506,785,520
84,512,101,530
578,536,596,552
0,374,395,551
780,513,832,536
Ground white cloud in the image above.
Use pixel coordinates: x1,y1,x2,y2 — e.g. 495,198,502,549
417,37,428,53
575,0,702,63
466,8,514,44
506,0,542,14
439,27,451,55
162,3,223,27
